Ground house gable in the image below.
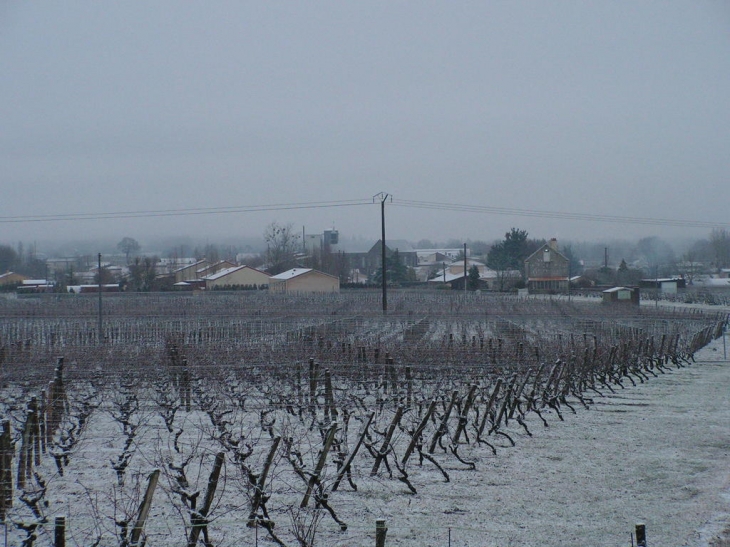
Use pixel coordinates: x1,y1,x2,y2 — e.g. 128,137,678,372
524,240,570,294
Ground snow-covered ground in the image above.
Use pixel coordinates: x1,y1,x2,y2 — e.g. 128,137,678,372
336,336,730,547
3,315,728,547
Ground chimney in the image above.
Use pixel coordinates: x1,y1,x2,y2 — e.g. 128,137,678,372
549,238,558,251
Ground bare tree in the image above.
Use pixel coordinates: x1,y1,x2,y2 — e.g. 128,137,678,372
117,238,141,265
128,256,159,292
678,250,703,285
264,222,301,275
710,228,730,270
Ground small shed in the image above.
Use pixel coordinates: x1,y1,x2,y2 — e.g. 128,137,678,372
269,268,340,294
173,281,194,291
639,277,687,290
602,286,640,305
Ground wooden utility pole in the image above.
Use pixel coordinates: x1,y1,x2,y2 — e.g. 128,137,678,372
375,193,390,314
464,243,467,294
97,253,103,344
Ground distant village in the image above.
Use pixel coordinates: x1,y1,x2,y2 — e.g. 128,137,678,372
2,224,730,302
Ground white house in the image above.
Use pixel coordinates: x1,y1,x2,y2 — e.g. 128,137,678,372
427,259,500,288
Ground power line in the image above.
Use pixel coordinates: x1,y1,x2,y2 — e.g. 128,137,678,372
0,198,374,223
0,195,725,231
394,199,730,229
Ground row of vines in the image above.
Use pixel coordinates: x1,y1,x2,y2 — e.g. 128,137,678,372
0,292,726,546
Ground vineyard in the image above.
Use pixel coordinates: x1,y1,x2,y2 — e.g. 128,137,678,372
0,291,726,547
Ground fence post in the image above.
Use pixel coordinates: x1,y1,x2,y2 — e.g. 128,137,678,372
635,523,646,547
375,519,387,547
54,516,65,547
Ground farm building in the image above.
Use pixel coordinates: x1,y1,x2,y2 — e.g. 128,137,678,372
173,259,208,283
602,286,640,305
0,272,28,287
203,265,270,290
16,279,54,294
268,268,339,294
524,239,570,294
639,277,687,291
197,260,237,279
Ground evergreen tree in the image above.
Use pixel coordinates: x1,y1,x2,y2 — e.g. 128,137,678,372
467,264,481,290
487,228,531,291
372,250,414,285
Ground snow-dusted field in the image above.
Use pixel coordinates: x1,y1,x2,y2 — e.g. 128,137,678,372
2,337,726,547
1,294,727,547
348,337,730,547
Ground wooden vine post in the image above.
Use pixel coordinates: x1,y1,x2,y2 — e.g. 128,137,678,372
247,436,281,525
47,357,67,445
29,398,41,468
0,420,13,521
375,519,388,547
402,400,437,466
130,469,160,546
38,390,47,455
188,452,225,547
16,406,36,489
405,365,413,408
453,385,478,444
324,369,337,422
54,516,66,547
429,391,458,454
333,412,374,491
301,422,338,508
477,379,503,438
372,405,404,475
308,358,318,410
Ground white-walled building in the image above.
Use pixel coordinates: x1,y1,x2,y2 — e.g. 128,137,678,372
204,266,270,290
268,268,339,294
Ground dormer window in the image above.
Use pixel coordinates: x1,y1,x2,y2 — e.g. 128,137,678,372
543,248,551,262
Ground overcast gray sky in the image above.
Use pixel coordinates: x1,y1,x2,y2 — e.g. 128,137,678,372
1,1,728,247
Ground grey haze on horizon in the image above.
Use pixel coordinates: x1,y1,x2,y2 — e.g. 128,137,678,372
1,2,728,248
